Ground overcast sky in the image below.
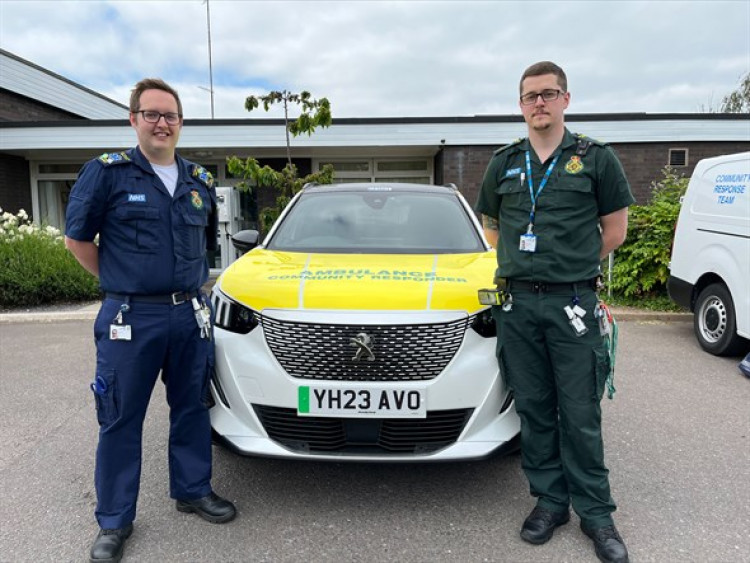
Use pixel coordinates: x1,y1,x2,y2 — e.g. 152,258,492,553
1,0,748,120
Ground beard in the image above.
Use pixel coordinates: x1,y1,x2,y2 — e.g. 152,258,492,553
530,112,552,131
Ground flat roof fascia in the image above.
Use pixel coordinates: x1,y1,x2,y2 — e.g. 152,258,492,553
1,114,749,152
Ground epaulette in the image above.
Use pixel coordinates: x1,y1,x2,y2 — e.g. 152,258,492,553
572,133,608,157
191,165,215,189
493,137,524,156
97,152,131,166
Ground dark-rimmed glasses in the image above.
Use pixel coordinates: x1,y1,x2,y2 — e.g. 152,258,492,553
134,110,182,125
520,89,564,106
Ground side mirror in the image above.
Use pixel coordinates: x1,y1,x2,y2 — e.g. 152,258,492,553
231,230,260,254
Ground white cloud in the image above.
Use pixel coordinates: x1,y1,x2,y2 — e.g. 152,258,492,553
1,0,748,119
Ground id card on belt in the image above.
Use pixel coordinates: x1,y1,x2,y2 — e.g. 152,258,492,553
110,324,132,341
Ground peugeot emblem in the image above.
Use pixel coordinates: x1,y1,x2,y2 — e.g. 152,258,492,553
349,332,375,361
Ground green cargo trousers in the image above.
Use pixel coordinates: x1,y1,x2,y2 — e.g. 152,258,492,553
493,285,617,528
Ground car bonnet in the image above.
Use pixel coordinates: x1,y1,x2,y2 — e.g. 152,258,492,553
218,249,495,313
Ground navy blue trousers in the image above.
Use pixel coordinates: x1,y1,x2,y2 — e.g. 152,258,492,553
92,297,213,529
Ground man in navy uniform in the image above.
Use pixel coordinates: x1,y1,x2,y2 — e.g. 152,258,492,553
65,78,235,563
477,62,633,563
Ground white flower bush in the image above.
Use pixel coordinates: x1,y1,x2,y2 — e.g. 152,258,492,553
1,207,99,307
0,208,62,243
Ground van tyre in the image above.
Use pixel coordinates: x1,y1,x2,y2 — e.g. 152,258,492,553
694,283,746,356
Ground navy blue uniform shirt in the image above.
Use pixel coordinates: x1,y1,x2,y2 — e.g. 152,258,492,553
66,147,217,294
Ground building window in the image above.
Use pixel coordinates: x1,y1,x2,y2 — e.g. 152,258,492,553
668,148,688,167
315,158,432,184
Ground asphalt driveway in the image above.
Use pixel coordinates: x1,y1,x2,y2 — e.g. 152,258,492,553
0,318,748,562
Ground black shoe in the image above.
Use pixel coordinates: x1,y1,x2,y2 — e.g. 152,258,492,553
520,506,570,544
581,523,630,563
176,491,236,523
89,524,133,563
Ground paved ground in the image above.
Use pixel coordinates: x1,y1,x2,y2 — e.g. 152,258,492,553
1,316,748,563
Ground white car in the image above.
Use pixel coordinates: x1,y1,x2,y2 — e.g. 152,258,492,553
209,182,520,461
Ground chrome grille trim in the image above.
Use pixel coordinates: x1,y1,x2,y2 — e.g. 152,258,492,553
261,315,469,381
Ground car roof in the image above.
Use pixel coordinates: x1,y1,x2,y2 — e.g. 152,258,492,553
302,182,459,195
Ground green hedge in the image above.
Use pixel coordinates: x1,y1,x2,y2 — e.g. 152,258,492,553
0,210,99,307
608,167,688,299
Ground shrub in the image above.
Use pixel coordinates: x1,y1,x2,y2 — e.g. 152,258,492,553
608,167,688,298
0,209,100,307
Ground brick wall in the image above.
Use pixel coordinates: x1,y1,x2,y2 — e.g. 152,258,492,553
0,155,32,217
441,146,496,208
0,88,83,121
611,141,750,203
442,141,750,209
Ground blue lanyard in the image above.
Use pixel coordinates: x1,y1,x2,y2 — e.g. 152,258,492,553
524,151,559,226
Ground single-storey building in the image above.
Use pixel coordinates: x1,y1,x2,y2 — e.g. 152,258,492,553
2,48,749,270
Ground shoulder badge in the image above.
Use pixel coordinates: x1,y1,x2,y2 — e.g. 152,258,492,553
493,137,524,156
97,152,131,166
191,165,215,189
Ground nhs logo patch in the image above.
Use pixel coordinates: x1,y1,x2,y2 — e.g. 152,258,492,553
128,194,146,202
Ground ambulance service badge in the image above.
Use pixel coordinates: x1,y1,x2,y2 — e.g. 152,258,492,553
190,190,204,209
565,155,584,174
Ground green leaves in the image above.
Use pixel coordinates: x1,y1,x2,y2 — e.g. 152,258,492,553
0,211,99,307
228,89,334,235
608,167,688,298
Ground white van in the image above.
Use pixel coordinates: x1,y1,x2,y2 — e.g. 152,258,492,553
668,152,750,356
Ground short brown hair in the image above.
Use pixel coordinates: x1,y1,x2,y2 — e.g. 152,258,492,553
519,61,567,94
129,78,183,116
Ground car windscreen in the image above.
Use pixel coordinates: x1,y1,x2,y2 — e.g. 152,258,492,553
267,191,485,254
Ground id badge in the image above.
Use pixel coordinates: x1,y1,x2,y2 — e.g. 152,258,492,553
519,233,537,253
109,324,132,341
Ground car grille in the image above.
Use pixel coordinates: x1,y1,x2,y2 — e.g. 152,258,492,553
253,405,473,454
261,316,469,381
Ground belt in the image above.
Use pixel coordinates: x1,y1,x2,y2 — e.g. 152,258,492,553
105,291,199,305
507,278,598,293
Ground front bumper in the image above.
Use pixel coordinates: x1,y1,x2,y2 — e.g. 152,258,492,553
209,312,520,462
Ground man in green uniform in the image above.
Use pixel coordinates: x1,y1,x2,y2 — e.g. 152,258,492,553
476,61,633,563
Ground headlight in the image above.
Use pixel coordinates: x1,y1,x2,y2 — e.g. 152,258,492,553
210,287,259,334
470,308,496,338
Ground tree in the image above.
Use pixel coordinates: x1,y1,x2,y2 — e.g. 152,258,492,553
227,90,335,232
720,72,750,113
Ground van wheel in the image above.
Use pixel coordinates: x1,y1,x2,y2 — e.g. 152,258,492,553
694,283,745,356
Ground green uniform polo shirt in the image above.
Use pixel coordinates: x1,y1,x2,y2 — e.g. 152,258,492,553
476,128,634,282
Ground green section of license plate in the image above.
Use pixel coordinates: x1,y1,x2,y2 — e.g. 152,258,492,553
298,385,426,418
298,386,310,414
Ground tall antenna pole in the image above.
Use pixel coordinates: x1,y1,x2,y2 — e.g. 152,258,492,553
206,0,215,118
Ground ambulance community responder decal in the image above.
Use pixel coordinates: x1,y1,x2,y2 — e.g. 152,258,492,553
267,269,469,283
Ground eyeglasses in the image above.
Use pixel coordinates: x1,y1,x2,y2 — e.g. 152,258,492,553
134,110,182,125
520,89,564,105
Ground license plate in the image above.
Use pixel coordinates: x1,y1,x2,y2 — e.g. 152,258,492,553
298,385,426,418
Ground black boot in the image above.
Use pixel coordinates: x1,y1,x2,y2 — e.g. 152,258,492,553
581,523,629,563
176,491,236,523
89,524,133,563
520,506,570,544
